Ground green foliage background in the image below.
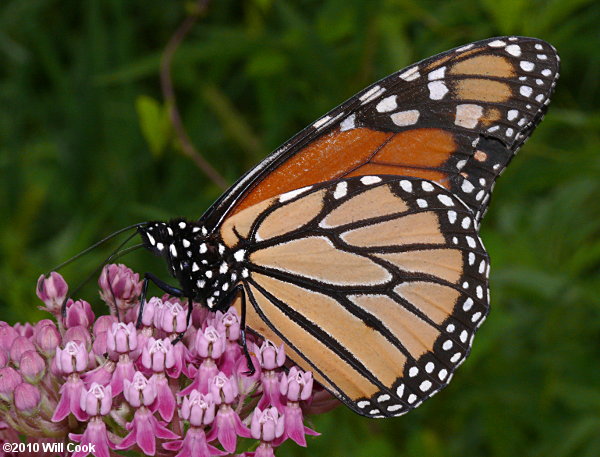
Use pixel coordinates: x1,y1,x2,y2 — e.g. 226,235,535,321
1,0,599,455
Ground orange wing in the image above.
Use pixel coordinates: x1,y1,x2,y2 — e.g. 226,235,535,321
201,36,559,229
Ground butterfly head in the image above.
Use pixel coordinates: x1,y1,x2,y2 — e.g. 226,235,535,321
138,220,240,308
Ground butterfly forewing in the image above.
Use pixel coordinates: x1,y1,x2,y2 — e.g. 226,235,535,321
202,36,559,228
224,176,489,417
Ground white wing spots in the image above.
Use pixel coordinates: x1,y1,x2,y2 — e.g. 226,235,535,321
447,210,457,224
192,262,199,272
234,249,246,262
518,118,527,126
463,298,474,311
507,109,519,121
390,110,420,127
462,281,469,289
535,43,544,50
428,66,446,80
333,181,348,199
461,217,472,229
242,268,249,278
439,369,448,381
442,340,453,350
468,252,475,265
487,125,500,133
535,94,545,102
455,104,484,129
456,159,467,170
471,312,482,323
170,244,177,257
192,226,201,233
167,227,173,236
387,404,403,412
420,380,432,392
359,85,386,104
196,279,205,289
520,61,534,71
178,221,186,229
360,176,382,185
313,112,344,130
506,44,521,57
520,86,533,97
408,394,417,404
339,113,356,132
313,115,332,129
506,128,514,137
396,384,405,397
357,400,370,409
488,39,506,47
416,199,428,208
219,262,228,274
207,297,215,308
455,43,475,52
222,283,229,291
399,66,420,81
427,81,449,100
425,362,435,373
479,260,486,274
375,95,398,113
536,78,544,86
476,286,483,299
461,179,474,193
421,181,434,192
537,54,548,60
279,186,313,202
205,270,213,278
200,243,207,254
377,394,390,402
541,69,552,77
409,367,419,377
466,236,476,248
218,244,225,255
399,180,413,193
182,239,190,248
437,195,454,206
201,226,208,236
146,233,156,245
156,242,164,251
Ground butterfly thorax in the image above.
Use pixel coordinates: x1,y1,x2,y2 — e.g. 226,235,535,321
138,219,242,309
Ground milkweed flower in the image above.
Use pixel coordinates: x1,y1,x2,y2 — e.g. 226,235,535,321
0,266,324,456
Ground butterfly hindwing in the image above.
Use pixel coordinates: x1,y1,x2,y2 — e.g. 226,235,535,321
203,36,559,228
225,176,489,417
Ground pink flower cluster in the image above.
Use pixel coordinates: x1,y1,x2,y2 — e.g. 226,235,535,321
0,264,334,457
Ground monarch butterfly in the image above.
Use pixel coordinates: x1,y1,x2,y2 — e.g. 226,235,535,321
132,36,559,418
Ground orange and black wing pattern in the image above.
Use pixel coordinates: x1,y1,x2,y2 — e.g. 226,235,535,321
223,176,489,417
202,36,559,418
203,36,559,227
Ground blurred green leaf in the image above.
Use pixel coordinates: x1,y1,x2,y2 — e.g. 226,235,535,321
135,95,171,157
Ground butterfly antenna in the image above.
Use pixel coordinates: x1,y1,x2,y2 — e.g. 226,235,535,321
61,231,143,318
47,222,146,276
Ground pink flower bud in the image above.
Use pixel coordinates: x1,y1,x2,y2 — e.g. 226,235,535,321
0,367,22,401
99,264,142,312
140,297,161,327
195,326,226,359
180,391,216,427
123,372,156,408
280,367,313,402
251,407,285,442
106,322,138,354
141,338,175,373
93,315,118,337
14,383,41,415
35,321,61,357
10,336,36,366
64,299,95,329
210,372,238,405
36,272,68,314
0,322,18,352
64,325,92,349
55,341,88,374
80,383,112,416
19,350,46,383
14,323,34,338
255,340,286,370
221,308,241,341
158,302,187,334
